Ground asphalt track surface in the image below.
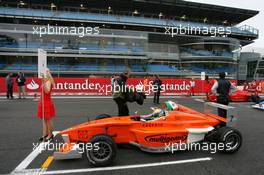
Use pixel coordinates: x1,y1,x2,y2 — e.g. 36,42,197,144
0,97,264,175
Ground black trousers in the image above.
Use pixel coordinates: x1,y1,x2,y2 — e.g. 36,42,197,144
217,96,229,118
6,85,13,99
114,97,129,116
153,90,160,104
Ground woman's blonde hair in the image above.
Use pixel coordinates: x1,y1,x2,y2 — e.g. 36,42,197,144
46,68,55,86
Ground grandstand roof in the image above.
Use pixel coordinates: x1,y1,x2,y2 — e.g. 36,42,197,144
1,0,259,25
132,0,259,25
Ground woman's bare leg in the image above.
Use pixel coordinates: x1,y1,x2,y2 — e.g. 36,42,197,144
47,119,54,136
43,120,48,137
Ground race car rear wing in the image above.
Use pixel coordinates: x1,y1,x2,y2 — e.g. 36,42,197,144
204,102,237,127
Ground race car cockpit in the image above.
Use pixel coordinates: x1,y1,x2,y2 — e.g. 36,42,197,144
140,101,178,121
140,108,167,121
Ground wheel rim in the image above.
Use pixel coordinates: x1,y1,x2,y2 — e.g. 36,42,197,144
226,133,240,151
88,141,112,162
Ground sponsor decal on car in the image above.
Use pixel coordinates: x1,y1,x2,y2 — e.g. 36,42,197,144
77,130,89,140
141,123,163,127
145,134,187,143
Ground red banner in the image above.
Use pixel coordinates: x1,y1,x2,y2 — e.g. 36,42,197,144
0,77,239,96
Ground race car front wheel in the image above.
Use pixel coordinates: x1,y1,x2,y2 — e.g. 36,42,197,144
217,127,242,154
85,135,117,166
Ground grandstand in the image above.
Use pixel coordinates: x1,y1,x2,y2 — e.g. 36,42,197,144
0,0,259,78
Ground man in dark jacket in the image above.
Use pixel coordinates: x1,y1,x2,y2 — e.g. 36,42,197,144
16,72,26,99
5,73,14,99
113,71,130,116
153,75,162,104
211,72,236,119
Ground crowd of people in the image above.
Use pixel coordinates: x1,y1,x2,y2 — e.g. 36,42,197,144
5,72,26,100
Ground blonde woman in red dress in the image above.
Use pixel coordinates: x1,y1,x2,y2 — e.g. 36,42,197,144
37,69,56,142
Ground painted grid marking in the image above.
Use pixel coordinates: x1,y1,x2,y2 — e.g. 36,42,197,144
41,157,212,175
11,131,59,174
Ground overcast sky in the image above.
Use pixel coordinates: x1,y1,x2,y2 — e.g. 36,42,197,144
185,0,264,52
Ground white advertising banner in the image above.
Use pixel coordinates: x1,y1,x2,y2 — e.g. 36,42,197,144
38,49,47,78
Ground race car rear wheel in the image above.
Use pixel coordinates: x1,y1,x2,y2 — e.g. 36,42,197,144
217,127,242,154
95,114,111,120
85,135,117,166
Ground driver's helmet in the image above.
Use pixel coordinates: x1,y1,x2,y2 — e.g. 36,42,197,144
151,108,165,119
164,101,179,111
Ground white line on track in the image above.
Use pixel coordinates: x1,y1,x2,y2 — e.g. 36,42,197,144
11,143,46,173
40,157,212,175
11,131,60,174
10,168,41,175
0,99,11,102
230,102,252,105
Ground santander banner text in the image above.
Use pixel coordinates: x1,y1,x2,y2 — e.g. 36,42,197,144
0,77,237,96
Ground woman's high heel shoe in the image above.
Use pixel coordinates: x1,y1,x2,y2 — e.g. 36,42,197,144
45,134,54,142
39,135,48,141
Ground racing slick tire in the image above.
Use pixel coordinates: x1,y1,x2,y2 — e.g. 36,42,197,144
85,135,117,166
95,114,111,120
217,127,242,154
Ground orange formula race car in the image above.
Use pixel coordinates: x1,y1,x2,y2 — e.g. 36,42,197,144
53,101,242,166
207,89,254,102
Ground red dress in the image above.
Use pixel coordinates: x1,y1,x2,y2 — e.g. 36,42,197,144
37,82,56,120
204,80,213,94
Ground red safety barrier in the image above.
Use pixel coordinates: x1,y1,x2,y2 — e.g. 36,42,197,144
0,77,239,96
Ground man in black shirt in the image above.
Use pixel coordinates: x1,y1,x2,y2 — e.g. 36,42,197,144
211,72,236,118
16,72,26,99
5,73,14,99
153,75,162,104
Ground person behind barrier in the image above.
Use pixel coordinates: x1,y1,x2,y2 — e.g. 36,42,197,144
211,72,236,120
249,79,257,94
261,80,264,93
153,75,162,104
189,78,196,96
5,73,14,99
204,75,213,97
16,72,26,99
143,76,149,93
111,75,117,95
243,81,248,91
